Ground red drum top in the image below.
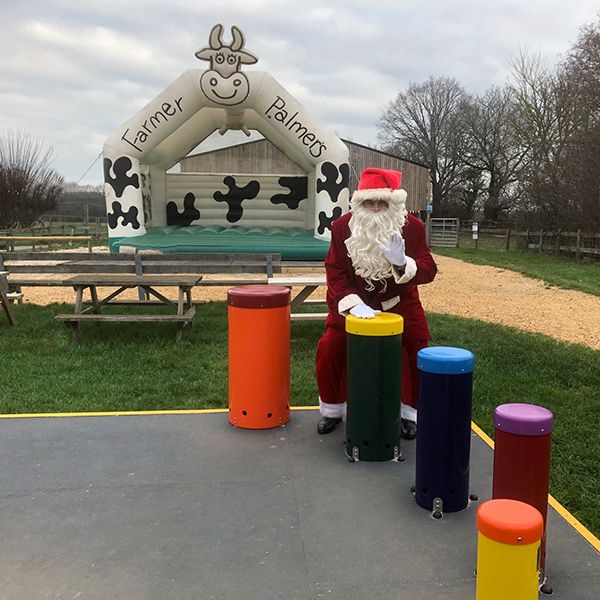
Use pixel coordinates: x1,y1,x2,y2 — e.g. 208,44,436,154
227,284,290,308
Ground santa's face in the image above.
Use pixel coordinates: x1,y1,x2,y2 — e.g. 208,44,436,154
362,199,389,213
346,197,407,289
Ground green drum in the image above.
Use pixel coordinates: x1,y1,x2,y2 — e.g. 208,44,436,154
345,312,404,462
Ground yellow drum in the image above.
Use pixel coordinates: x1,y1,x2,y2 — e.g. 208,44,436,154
476,499,543,599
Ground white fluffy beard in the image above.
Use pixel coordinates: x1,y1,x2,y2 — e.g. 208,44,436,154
345,200,408,290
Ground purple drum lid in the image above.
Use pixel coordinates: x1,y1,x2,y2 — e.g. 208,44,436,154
494,403,554,436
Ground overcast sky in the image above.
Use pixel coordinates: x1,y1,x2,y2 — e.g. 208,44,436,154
1,1,598,185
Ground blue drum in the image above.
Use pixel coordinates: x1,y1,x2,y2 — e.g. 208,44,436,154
414,347,475,514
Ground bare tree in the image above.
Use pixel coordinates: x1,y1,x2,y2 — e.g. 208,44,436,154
462,86,528,222
377,76,469,215
507,51,583,228
0,129,64,229
449,167,487,220
559,16,600,231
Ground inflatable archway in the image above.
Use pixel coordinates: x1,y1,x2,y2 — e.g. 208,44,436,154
103,24,350,253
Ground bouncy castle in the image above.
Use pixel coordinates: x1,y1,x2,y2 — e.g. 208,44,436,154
102,24,350,258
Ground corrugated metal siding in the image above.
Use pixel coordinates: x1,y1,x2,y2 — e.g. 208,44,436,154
180,139,430,211
166,173,308,229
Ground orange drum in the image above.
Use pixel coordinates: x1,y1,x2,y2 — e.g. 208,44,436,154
228,285,291,429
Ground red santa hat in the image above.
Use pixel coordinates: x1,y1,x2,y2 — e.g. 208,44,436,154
351,168,407,206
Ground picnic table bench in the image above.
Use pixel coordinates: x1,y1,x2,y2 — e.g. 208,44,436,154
1,251,281,298
0,236,94,252
53,274,202,344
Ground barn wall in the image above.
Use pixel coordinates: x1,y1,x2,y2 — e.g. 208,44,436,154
165,173,309,229
181,140,305,175
346,144,430,212
180,139,430,211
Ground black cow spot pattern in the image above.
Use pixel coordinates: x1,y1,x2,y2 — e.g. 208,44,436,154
316,162,349,203
107,201,140,230
270,177,308,210
166,192,201,226
317,207,342,235
214,176,260,223
104,157,140,198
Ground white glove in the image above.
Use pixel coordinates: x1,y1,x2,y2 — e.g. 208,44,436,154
349,304,380,319
380,232,406,267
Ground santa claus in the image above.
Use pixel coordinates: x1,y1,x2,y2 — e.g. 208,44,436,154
316,167,437,437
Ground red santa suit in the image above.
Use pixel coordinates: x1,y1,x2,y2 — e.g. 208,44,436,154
316,210,437,421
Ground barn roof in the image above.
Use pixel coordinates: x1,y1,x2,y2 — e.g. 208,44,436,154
185,137,430,171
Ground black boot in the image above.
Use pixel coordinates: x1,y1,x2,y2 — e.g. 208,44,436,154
317,416,342,435
401,418,417,440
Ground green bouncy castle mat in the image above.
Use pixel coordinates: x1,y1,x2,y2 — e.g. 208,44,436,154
110,226,330,260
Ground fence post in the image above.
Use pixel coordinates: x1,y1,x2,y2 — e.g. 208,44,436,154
505,227,511,252
538,231,544,254
554,229,561,255
576,229,582,260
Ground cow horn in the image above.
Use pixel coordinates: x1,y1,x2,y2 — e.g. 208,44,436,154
230,26,245,51
209,23,224,49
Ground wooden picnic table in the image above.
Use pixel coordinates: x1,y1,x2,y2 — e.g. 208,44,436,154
0,270,16,326
54,274,202,344
267,275,328,321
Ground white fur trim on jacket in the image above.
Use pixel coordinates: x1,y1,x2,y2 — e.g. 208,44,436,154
401,403,417,422
338,293,364,316
351,188,407,206
392,255,417,284
319,397,347,418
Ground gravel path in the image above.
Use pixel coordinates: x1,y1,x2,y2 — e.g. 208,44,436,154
420,255,600,350
13,254,600,350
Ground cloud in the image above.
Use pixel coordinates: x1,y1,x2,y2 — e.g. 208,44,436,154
0,1,598,183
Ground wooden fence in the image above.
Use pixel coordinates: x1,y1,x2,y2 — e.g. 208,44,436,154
521,229,600,259
0,217,108,249
459,226,600,260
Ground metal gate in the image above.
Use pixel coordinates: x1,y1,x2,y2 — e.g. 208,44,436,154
429,218,459,247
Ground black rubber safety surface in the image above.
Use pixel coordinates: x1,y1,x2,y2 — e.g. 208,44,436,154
1,411,597,599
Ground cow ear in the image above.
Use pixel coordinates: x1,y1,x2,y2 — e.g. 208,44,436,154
195,48,213,60
237,50,258,65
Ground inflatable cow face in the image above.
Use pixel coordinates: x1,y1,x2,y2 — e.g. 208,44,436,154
195,24,258,106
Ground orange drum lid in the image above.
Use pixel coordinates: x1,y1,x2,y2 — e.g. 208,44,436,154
477,499,544,545
228,284,290,308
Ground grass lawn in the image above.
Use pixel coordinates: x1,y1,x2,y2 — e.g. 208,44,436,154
433,246,600,296
1,301,599,538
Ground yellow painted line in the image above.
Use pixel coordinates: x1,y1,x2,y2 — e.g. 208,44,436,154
471,421,494,448
471,420,600,553
0,406,320,419
0,409,229,418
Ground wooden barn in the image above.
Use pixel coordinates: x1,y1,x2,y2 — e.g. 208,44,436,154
180,139,431,214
